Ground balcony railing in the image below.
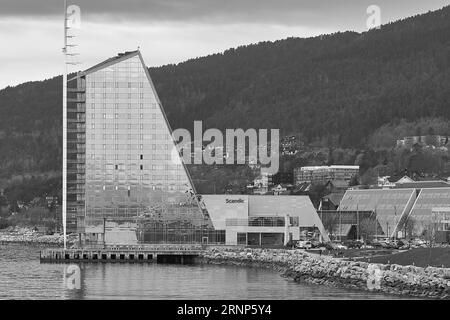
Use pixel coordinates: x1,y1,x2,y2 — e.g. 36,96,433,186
67,159,86,164
67,106,86,113
68,147,86,153
68,87,86,93
67,139,85,144
67,96,86,103
67,118,86,123
67,179,86,184
67,127,86,133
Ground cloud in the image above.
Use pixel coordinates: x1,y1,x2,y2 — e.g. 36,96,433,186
0,0,449,89
2,0,449,27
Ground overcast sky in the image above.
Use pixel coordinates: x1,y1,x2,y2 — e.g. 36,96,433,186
0,0,449,89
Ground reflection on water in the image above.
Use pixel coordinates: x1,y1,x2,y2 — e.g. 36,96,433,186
0,244,415,300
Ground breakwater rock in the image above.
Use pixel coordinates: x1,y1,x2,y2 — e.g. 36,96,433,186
0,227,77,246
199,248,450,299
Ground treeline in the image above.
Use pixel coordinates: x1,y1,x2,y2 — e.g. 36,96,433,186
151,6,450,148
0,6,450,194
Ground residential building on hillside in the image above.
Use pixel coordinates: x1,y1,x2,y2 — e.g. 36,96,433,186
397,135,449,149
294,165,359,186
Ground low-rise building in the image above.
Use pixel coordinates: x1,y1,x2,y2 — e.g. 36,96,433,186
397,135,450,149
339,187,450,241
202,195,330,245
294,165,359,186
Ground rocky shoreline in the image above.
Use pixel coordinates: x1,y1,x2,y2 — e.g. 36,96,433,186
0,227,77,246
199,247,450,299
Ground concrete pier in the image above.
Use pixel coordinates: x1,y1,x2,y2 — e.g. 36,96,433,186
40,245,203,264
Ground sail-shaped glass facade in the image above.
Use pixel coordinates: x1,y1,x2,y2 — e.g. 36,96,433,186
67,51,215,245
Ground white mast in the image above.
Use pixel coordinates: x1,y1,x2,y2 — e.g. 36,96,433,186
62,0,68,250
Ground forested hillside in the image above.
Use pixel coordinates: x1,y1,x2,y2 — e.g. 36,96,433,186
1,6,450,183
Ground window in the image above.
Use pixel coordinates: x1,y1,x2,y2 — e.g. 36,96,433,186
140,155,143,160
140,165,143,170
237,233,247,245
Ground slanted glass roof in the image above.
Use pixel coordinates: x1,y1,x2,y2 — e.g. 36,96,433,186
339,189,416,236
409,188,450,222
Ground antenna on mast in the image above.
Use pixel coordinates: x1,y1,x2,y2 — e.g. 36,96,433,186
62,0,68,251
62,0,81,251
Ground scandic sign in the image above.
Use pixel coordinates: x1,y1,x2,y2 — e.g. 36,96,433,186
225,199,245,204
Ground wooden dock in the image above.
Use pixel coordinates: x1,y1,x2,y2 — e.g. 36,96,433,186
40,245,204,264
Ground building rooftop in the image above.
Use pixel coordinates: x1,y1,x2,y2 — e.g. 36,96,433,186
299,165,359,171
69,50,140,81
339,188,417,237
395,181,450,189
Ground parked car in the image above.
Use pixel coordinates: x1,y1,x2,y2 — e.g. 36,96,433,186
344,240,363,249
369,240,383,248
332,242,348,250
412,238,426,246
296,241,312,249
319,243,334,251
310,240,321,248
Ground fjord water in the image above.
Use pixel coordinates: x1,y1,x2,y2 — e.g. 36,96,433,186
0,244,413,300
